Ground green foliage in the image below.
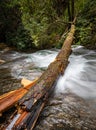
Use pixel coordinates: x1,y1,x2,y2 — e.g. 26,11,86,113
75,0,96,49
0,0,68,50
18,0,67,49
0,0,32,50
76,26,91,45
74,0,87,14
6,25,32,50
3,0,94,50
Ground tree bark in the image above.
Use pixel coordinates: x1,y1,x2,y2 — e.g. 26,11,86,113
0,78,38,114
67,0,71,22
18,24,75,112
71,0,75,21
3,22,75,130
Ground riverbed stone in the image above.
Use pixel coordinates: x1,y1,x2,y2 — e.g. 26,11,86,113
34,93,96,130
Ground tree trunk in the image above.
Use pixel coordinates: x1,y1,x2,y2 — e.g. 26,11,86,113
18,24,75,112
14,23,75,130
67,0,71,22
3,22,75,130
71,0,75,21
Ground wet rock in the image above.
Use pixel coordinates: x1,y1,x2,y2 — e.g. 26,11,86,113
0,67,21,95
35,93,96,130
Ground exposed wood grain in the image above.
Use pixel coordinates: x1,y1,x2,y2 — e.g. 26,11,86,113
18,24,75,112
0,78,38,114
2,22,75,130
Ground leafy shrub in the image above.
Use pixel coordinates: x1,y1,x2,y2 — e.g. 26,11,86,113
75,0,96,49
6,25,32,50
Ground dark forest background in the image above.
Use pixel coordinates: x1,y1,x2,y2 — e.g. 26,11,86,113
0,0,96,50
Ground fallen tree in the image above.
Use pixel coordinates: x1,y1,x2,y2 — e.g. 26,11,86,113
0,21,75,130
18,23,75,112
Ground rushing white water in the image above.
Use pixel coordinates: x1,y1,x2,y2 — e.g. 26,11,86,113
56,46,96,99
0,45,96,129
27,46,96,99
1,46,96,99
27,49,59,68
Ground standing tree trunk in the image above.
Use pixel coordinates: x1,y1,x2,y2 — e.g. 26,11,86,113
71,0,75,21
67,0,71,22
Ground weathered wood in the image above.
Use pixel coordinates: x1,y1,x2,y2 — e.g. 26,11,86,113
11,99,46,130
18,24,75,112
4,23,75,130
0,78,38,114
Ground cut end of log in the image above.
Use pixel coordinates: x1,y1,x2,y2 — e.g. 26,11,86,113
0,78,38,114
21,77,38,87
21,78,33,87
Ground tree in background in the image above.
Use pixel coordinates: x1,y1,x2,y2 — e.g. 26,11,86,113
2,0,93,50
0,0,32,50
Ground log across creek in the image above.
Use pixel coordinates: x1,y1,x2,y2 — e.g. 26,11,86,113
0,23,75,130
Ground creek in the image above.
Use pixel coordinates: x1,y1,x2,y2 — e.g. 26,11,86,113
0,45,96,129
